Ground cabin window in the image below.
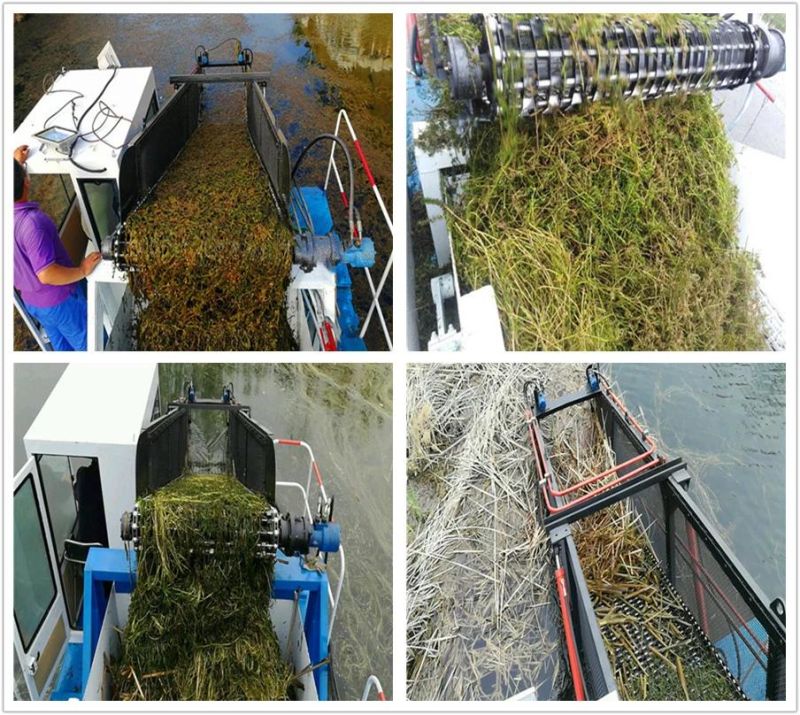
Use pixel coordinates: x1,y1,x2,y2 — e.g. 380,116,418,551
38,456,106,629
37,456,76,558
78,179,119,243
14,475,57,651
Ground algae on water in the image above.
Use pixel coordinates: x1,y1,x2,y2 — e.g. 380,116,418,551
115,474,292,700
125,123,293,351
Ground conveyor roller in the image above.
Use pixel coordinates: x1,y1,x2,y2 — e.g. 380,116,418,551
445,14,786,116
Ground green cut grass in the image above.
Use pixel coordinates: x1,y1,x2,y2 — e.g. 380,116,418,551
115,474,292,700
448,92,764,351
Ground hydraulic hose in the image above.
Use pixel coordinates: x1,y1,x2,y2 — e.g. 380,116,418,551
292,133,356,243
555,557,586,700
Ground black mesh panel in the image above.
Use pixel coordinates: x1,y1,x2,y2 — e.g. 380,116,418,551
228,410,276,505
119,82,201,219
246,81,290,213
135,408,189,496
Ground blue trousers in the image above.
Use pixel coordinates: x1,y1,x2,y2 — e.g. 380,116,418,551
26,287,88,351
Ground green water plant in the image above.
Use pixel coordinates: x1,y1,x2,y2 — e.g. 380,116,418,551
115,474,292,700
448,91,763,351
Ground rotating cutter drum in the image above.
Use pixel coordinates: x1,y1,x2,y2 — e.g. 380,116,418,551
445,14,787,116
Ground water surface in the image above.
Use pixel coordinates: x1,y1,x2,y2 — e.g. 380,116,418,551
612,363,785,600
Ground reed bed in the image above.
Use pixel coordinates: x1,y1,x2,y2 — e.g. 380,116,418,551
406,363,575,700
428,13,766,351
115,474,292,700
125,123,293,351
543,395,743,700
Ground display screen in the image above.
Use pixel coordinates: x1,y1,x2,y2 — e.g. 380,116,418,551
35,127,75,143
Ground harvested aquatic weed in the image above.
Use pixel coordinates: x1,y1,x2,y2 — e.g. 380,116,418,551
544,394,743,700
574,505,744,701
449,93,763,351
125,123,293,351
423,14,765,350
115,474,291,700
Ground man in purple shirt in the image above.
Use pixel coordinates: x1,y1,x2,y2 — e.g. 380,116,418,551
14,146,101,350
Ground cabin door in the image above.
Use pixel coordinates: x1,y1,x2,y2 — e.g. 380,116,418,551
13,456,70,701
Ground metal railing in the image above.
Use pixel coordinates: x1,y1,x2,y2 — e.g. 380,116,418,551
324,109,394,349
361,674,386,701
274,438,345,640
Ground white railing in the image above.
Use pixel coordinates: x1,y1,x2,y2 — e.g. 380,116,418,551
324,109,394,350
274,438,345,640
361,674,386,701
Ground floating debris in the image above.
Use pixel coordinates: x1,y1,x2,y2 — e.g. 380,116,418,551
115,474,292,700
125,123,293,351
406,364,568,701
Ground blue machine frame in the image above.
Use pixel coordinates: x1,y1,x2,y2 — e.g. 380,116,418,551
290,185,374,351
75,547,331,700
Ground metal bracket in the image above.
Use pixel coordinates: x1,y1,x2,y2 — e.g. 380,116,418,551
548,523,571,544
544,458,685,532
169,72,272,85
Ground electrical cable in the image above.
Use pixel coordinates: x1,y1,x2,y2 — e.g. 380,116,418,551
80,100,132,149
194,37,243,64
67,66,119,173
42,89,84,129
206,36,242,53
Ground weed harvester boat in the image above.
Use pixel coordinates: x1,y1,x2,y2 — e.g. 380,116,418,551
407,13,787,351
12,364,386,701
523,365,786,701
13,40,392,351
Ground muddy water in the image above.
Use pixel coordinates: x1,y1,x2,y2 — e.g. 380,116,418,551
14,13,392,349
159,364,393,700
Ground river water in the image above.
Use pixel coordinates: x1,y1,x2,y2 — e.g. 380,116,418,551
13,13,392,349
612,363,786,601
14,362,392,700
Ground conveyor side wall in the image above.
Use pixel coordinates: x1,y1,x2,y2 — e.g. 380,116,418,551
559,535,617,699
246,81,291,216
596,396,786,701
135,407,189,496
118,82,202,219
228,409,277,505
135,403,277,504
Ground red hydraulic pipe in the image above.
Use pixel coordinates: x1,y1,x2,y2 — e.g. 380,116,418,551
673,530,768,657
528,402,661,514
687,524,711,634
548,447,658,497
555,560,586,700
540,456,663,515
